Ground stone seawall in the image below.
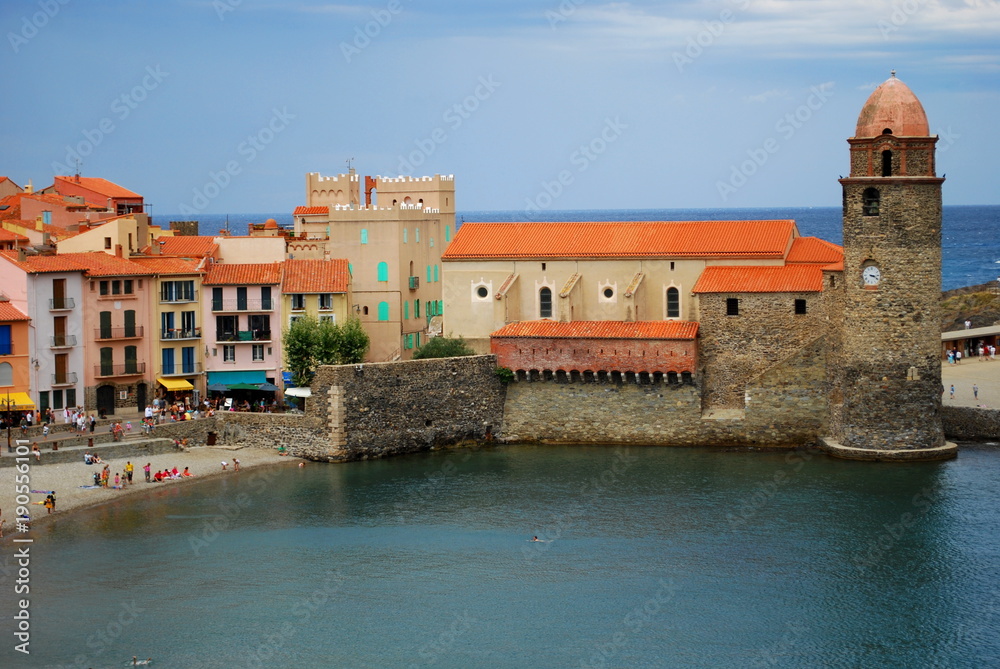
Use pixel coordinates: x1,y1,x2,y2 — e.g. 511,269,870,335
309,355,506,461
502,337,829,448
0,438,182,468
942,406,1000,441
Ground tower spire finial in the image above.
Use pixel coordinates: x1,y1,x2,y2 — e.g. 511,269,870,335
890,69,896,78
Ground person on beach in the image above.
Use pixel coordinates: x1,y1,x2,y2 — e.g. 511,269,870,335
950,385,955,400
143,463,151,482
32,444,40,461
233,458,240,472
125,461,134,484
114,473,120,488
182,467,193,477
44,493,55,514
974,384,979,401
221,461,228,470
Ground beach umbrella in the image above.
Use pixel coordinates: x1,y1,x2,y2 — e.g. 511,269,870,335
207,383,230,392
258,382,280,391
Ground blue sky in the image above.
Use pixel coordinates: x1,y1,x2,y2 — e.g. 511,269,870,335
2,0,998,216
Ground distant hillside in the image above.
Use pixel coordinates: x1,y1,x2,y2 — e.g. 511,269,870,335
941,281,1000,332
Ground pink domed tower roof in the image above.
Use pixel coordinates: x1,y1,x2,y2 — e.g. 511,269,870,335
855,71,930,138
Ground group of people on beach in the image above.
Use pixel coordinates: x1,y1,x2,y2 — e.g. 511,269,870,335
150,466,194,482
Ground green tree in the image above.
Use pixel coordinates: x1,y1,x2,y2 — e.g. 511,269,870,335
412,336,475,360
283,316,320,387
283,315,370,385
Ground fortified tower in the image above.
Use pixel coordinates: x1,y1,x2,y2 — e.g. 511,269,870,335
825,72,956,460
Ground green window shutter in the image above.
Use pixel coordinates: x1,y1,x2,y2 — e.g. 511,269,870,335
377,301,390,321
377,261,389,282
416,333,421,347
404,301,409,320
445,226,451,242
433,265,439,283
360,229,368,244
426,265,432,283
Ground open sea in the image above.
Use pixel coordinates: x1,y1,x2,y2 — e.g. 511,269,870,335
2,444,999,668
162,205,1000,291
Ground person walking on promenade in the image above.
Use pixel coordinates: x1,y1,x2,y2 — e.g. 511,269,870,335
950,385,955,400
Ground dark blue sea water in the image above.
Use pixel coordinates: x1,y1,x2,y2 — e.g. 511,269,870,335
2,445,999,668
160,206,1000,292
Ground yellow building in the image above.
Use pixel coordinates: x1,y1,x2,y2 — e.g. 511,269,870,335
131,256,208,403
281,258,352,327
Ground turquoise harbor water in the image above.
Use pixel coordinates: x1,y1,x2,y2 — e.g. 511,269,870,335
3,444,1000,668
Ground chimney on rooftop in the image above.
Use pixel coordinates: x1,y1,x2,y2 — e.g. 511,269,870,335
115,244,123,258
17,248,25,262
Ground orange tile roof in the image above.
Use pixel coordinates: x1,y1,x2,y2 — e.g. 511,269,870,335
442,220,797,260
491,320,699,340
129,257,203,275
0,251,87,274
294,206,328,215
155,236,218,258
0,228,28,242
53,176,141,199
59,252,152,277
786,237,843,265
692,265,825,294
0,301,29,321
282,258,350,293
203,262,282,286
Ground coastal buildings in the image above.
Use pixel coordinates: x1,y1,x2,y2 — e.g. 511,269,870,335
281,258,352,327
0,297,33,412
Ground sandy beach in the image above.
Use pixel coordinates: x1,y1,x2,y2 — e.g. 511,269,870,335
0,446,303,536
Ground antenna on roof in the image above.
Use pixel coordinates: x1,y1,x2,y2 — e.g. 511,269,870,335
74,158,82,179
346,157,355,174
225,215,230,234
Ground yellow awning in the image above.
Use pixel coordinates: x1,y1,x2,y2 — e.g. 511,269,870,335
157,377,194,391
0,392,36,410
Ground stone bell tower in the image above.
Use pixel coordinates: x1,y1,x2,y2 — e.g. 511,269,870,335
824,72,956,461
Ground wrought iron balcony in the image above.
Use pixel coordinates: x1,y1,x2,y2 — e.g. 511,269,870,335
211,299,274,312
95,326,144,340
216,330,272,343
160,327,202,340
49,297,75,310
160,362,203,376
50,335,78,348
51,372,78,386
94,362,146,378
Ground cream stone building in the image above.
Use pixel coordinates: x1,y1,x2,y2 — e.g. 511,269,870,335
287,169,455,361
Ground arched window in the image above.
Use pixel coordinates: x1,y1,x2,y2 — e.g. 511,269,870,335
377,302,389,321
666,287,680,318
862,187,880,216
377,262,389,282
362,306,369,316
360,229,368,245
0,362,12,386
539,287,553,318
881,150,892,177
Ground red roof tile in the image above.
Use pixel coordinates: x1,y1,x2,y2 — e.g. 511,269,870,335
786,237,843,265
692,265,824,294
0,251,87,274
0,228,28,242
442,221,796,260
203,262,282,286
491,320,699,340
0,301,29,321
53,176,141,200
294,206,328,216
59,252,152,277
155,236,219,258
129,257,204,275
282,259,350,293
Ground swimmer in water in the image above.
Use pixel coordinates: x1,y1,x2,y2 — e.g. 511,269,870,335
532,536,540,542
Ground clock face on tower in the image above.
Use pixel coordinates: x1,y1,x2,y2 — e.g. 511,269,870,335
862,264,881,286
